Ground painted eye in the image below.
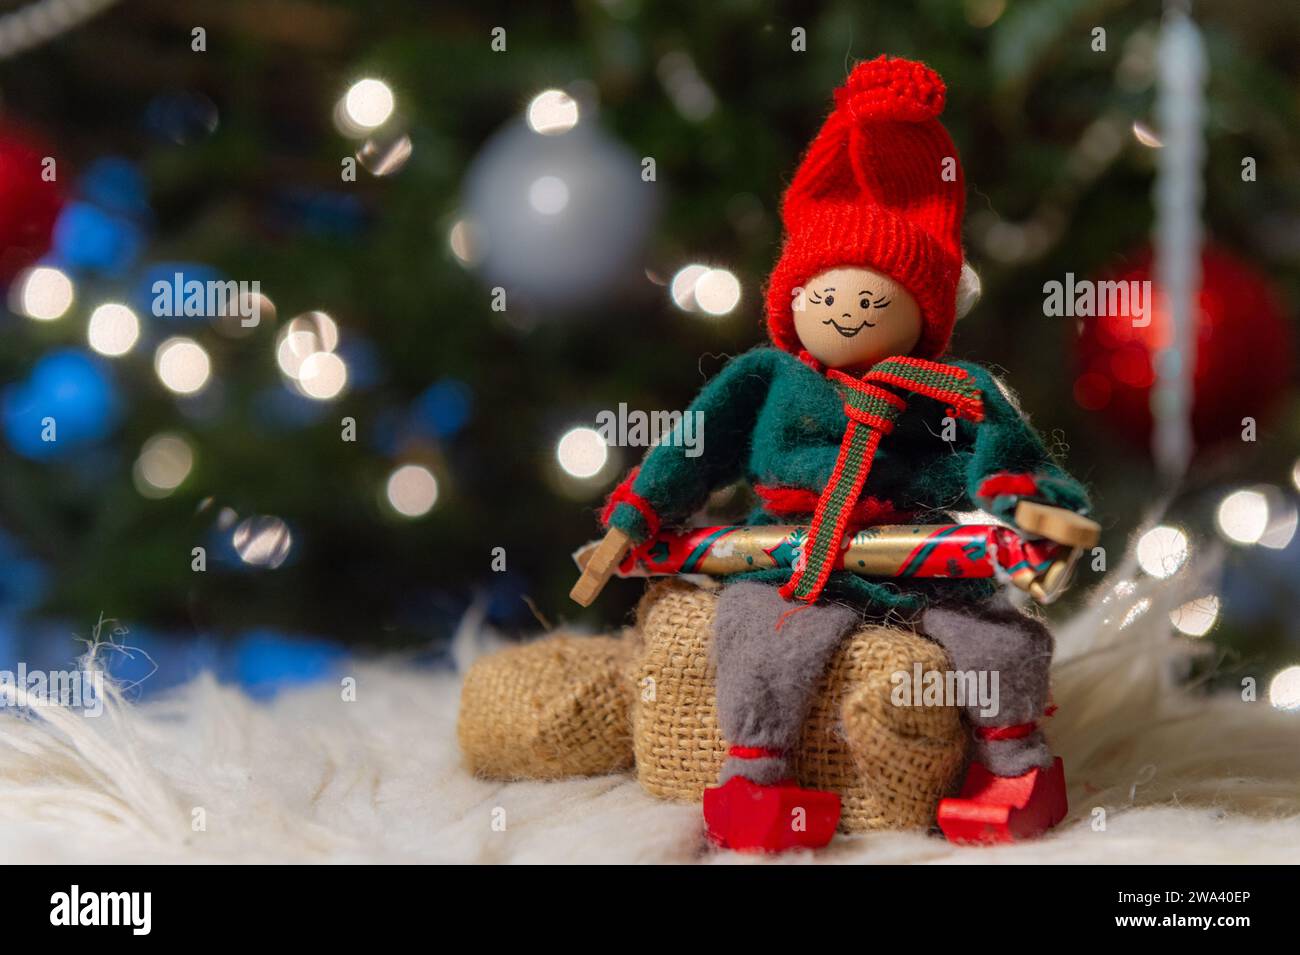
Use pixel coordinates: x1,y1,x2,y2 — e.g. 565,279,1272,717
860,297,871,309
824,293,834,306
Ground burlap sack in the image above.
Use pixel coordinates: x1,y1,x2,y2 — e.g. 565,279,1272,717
458,634,636,779
631,580,968,831
458,582,969,831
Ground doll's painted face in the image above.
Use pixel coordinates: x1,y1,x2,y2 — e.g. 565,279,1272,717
794,267,923,370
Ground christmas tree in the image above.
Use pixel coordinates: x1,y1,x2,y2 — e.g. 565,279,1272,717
0,0,1297,698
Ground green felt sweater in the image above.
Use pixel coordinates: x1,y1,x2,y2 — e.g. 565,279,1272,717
604,346,1090,613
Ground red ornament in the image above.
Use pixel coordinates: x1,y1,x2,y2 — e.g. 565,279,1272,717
1073,245,1294,452
0,125,63,283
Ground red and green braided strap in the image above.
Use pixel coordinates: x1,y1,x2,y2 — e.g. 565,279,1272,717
865,356,984,423
779,358,985,605
779,374,905,603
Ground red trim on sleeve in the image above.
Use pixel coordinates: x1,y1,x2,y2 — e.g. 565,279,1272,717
976,472,1041,502
753,484,915,525
599,467,661,538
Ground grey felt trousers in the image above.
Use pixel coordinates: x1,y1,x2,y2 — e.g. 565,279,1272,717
711,581,1055,785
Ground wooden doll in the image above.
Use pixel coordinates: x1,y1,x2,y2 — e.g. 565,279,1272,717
574,57,1093,851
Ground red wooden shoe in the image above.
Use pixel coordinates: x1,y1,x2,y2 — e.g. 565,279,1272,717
703,776,841,852
937,757,1068,845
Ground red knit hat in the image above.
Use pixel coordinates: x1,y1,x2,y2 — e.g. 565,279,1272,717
766,56,966,359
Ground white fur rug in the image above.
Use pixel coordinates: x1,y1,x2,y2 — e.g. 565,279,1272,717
2,559,1299,864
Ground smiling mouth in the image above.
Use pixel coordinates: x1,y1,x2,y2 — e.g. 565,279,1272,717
823,317,877,338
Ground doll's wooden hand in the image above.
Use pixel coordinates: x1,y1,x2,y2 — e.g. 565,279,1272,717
1010,501,1100,603
570,527,633,607
1013,500,1100,549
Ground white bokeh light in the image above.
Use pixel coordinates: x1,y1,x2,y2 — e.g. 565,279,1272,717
528,175,570,215
155,337,211,395
386,464,439,518
1169,595,1220,637
297,351,348,400
669,264,708,311
87,303,141,357
526,89,580,135
13,266,74,321
556,426,608,479
276,312,339,381
1259,498,1298,551
1268,666,1300,711
289,311,339,352
233,516,293,569
1134,525,1189,579
693,268,741,316
1216,489,1269,545
356,131,413,176
342,78,395,129
449,218,484,266
1131,119,1163,149
133,433,194,498
277,331,320,380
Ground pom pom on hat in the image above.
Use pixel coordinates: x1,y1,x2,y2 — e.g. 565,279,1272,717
833,56,947,124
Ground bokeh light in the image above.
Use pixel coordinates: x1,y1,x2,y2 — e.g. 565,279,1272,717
1131,120,1163,148
356,131,413,176
1134,525,1189,579
386,464,439,517
556,426,608,478
277,332,319,380
233,515,293,568
1268,666,1300,711
290,311,339,351
133,433,194,499
693,267,741,315
12,265,74,321
526,89,580,134
1259,497,1297,551
449,218,484,267
297,351,348,400
1169,595,1220,637
155,337,212,395
276,312,340,382
669,264,708,311
342,78,395,130
1216,488,1269,545
87,303,141,357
